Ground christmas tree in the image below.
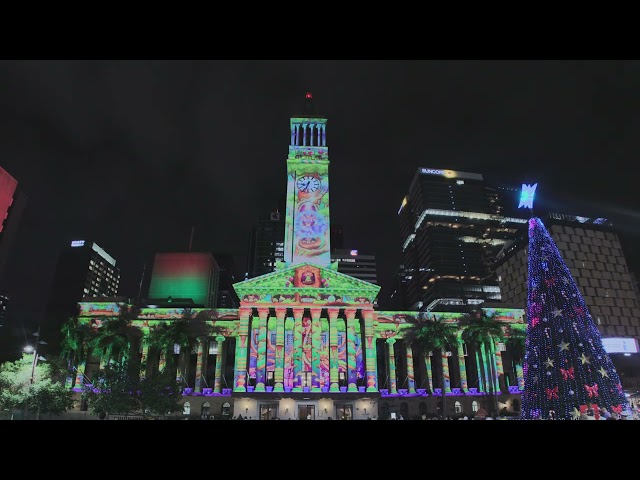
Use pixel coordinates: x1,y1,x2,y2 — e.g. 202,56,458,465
522,217,629,420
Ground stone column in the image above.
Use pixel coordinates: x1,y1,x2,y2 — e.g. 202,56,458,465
213,336,225,393
254,307,269,392
310,123,315,146
138,337,149,380
345,308,358,390
328,308,340,392
516,363,524,390
194,336,207,393
291,124,296,145
493,338,504,394
310,307,322,392
302,123,308,146
322,124,326,146
406,344,416,393
424,353,434,392
457,332,469,392
441,350,452,393
274,307,287,392
387,338,398,394
292,307,305,392
363,309,378,393
233,307,252,392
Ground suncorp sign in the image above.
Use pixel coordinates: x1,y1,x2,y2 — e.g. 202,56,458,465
419,168,483,181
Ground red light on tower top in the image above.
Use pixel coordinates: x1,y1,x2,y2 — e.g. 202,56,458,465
305,92,313,99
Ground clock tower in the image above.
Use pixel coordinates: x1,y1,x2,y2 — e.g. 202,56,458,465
283,93,331,267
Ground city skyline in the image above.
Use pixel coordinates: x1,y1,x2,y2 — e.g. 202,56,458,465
2,60,640,338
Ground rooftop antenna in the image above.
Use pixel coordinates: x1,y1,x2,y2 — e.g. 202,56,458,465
137,263,146,302
189,225,195,251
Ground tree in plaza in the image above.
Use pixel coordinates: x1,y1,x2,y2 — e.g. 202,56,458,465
147,308,221,385
0,354,74,419
402,314,459,417
459,310,505,416
82,361,183,420
60,316,95,387
522,217,629,419
88,304,142,371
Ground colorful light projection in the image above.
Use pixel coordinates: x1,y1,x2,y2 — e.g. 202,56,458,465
78,303,121,316
148,252,216,306
284,108,331,267
522,217,629,420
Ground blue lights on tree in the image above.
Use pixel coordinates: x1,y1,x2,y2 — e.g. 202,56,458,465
522,217,629,420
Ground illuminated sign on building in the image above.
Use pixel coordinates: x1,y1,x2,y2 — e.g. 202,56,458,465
71,240,85,247
602,337,639,354
418,168,483,181
350,250,358,256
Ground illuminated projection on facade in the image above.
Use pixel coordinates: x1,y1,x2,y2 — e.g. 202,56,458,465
283,107,331,267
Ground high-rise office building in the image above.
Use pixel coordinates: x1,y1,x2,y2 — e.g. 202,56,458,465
495,212,640,388
397,167,527,312
147,252,219,308
331,248,378,285
213,253,239,308
0,165,27,288
245,210,285,279
43,239,121,354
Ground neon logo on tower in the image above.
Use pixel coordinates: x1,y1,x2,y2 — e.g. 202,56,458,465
71,240,85,247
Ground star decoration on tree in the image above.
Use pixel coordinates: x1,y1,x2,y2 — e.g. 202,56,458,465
598,367,609,378
580,353,590,365
558,340,570,352
552,308,563,318
545,357,555,368
570,407,581,420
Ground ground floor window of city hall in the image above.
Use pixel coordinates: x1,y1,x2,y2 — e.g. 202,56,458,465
335,404,353,420
260,403,279,420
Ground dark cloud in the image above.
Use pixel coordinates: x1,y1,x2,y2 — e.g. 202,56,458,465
1,60,639,332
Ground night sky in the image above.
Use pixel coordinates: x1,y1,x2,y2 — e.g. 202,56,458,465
2,60,640,340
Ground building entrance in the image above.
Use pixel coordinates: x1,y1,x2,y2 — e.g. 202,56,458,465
298,404,315,420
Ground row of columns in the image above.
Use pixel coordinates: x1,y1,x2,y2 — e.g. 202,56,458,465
233,306,377,393
382,335,524,394
291,123,326,147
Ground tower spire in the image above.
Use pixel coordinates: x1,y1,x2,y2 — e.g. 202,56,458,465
304,92,316,116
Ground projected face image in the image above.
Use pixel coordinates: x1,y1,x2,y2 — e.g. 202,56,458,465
295,202,327,253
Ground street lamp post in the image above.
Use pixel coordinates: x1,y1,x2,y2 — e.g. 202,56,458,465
23,327,46,420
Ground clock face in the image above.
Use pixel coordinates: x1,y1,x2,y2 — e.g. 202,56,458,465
297,175,320,193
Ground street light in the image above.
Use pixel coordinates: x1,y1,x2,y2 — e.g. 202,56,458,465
23,327,46,420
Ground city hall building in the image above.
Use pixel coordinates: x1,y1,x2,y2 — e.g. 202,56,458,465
68,94,526,420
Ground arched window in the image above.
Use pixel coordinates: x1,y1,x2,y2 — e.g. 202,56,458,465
202,402,211,418
380,402,390,420
400,402,409,419
471,400,479,412
512,398,520,412
183,402,191,415
454,401,462,414
222,402,231,418
419,402,428,416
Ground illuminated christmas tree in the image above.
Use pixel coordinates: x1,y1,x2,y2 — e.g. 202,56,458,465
521,217,629,420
